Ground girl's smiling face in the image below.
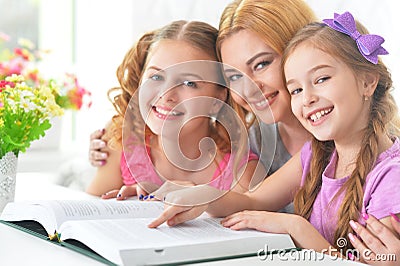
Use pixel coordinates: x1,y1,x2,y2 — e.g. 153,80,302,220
284,43,371,142
139,40,226,138
220,29,292,124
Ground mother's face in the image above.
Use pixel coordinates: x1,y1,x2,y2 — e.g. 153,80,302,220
220,29,291,124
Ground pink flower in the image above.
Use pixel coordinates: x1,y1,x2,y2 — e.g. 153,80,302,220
0,32,10,42
14,47,31,61
0,80,15,89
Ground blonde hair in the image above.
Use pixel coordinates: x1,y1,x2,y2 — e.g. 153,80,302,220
216,0,316,126
105,20,233,154
282,22,400,252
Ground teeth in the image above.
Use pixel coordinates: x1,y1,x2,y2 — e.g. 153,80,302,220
255,99,268,107
254,93,276,107
309,108,332,122
155,107,180,116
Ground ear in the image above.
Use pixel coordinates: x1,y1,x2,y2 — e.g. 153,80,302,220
210,88,228,115
361,72,379,98
210,98,225,116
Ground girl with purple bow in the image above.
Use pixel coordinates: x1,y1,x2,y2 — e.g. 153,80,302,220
149,11,400,263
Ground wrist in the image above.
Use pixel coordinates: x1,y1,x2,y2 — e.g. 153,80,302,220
286,214,308,240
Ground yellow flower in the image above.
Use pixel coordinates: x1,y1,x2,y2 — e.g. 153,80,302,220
0,75,64,156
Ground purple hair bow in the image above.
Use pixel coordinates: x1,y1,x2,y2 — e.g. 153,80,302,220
323,11,388,64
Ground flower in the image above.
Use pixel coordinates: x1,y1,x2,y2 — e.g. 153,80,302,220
0,33,91,157
0,74,63,157
0,33,92,111
50,73,92,111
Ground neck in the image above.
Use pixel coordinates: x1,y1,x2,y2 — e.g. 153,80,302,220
278,112,312,155
334,131,393,178
156,123,215,171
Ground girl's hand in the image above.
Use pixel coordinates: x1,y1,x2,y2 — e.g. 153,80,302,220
101,184,140,200
349,213,400,265
148,204,208,228
151,180,196,201
221,210,292,234
148,185,227,228
89,128,108,167
136,182,161,200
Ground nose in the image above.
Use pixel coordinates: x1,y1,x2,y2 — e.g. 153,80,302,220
158,86,178,103
302,87,318,107
241,78,264,100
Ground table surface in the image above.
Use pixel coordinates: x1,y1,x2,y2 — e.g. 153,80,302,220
0,172,363,266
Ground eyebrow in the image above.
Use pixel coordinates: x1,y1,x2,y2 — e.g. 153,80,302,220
146,66,163,73
286,64,332,86
179,73,204,81
223,52,273,74
146,66,204,80
246,52,272,66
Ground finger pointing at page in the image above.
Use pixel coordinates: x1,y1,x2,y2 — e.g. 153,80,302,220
148,185,225,228
147,205,192,228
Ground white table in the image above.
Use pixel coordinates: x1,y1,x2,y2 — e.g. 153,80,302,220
0,173,363,266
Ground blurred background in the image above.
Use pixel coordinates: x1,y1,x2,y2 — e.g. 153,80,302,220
1,0,399,189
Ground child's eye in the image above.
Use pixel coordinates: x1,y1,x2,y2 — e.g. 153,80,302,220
228,74,243,82
150,74,163,81
183,80,197,88
315,76,330,84
290,88,303,95
254,60,271,71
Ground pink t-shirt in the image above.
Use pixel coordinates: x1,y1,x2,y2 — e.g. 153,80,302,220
120,144,258,191
300,138,400,244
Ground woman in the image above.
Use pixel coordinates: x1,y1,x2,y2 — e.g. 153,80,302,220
89,0,314,202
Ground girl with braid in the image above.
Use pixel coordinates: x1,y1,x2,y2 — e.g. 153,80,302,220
149,12,400,263
86,20,259,199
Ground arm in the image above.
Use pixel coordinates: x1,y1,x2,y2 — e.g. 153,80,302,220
230,157,264,194
348,162,400,263
221,211,336,253
207,151,303,217
149,151,303,227
85,144,124,196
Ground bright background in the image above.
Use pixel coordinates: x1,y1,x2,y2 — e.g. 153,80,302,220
1,0,399,180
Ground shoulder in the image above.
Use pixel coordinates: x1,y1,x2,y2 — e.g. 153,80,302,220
374,137,400,174
249,121,277,135
363,138,400,218
248,122,278,150
300,141,312,160
365,138,400,188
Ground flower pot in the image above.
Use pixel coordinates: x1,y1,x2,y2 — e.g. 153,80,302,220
0,151,18,213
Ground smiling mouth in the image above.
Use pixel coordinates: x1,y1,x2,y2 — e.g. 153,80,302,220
308,107,333,122
152,106,184,117
252,91,279,107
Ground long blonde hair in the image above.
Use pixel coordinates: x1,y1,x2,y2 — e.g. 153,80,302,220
282,22,400,252
216,0,316,126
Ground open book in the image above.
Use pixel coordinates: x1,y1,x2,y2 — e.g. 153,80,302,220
0,199,296,265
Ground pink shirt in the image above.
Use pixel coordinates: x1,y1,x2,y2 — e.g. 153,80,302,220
121,144,258,191
300,138,400,244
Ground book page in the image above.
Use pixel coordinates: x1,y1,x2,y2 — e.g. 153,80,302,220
59,217,295,265
0,200,164,235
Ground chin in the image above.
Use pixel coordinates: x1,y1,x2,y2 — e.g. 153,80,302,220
256,110,275,125
146,121,161,136
312,133,334,142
